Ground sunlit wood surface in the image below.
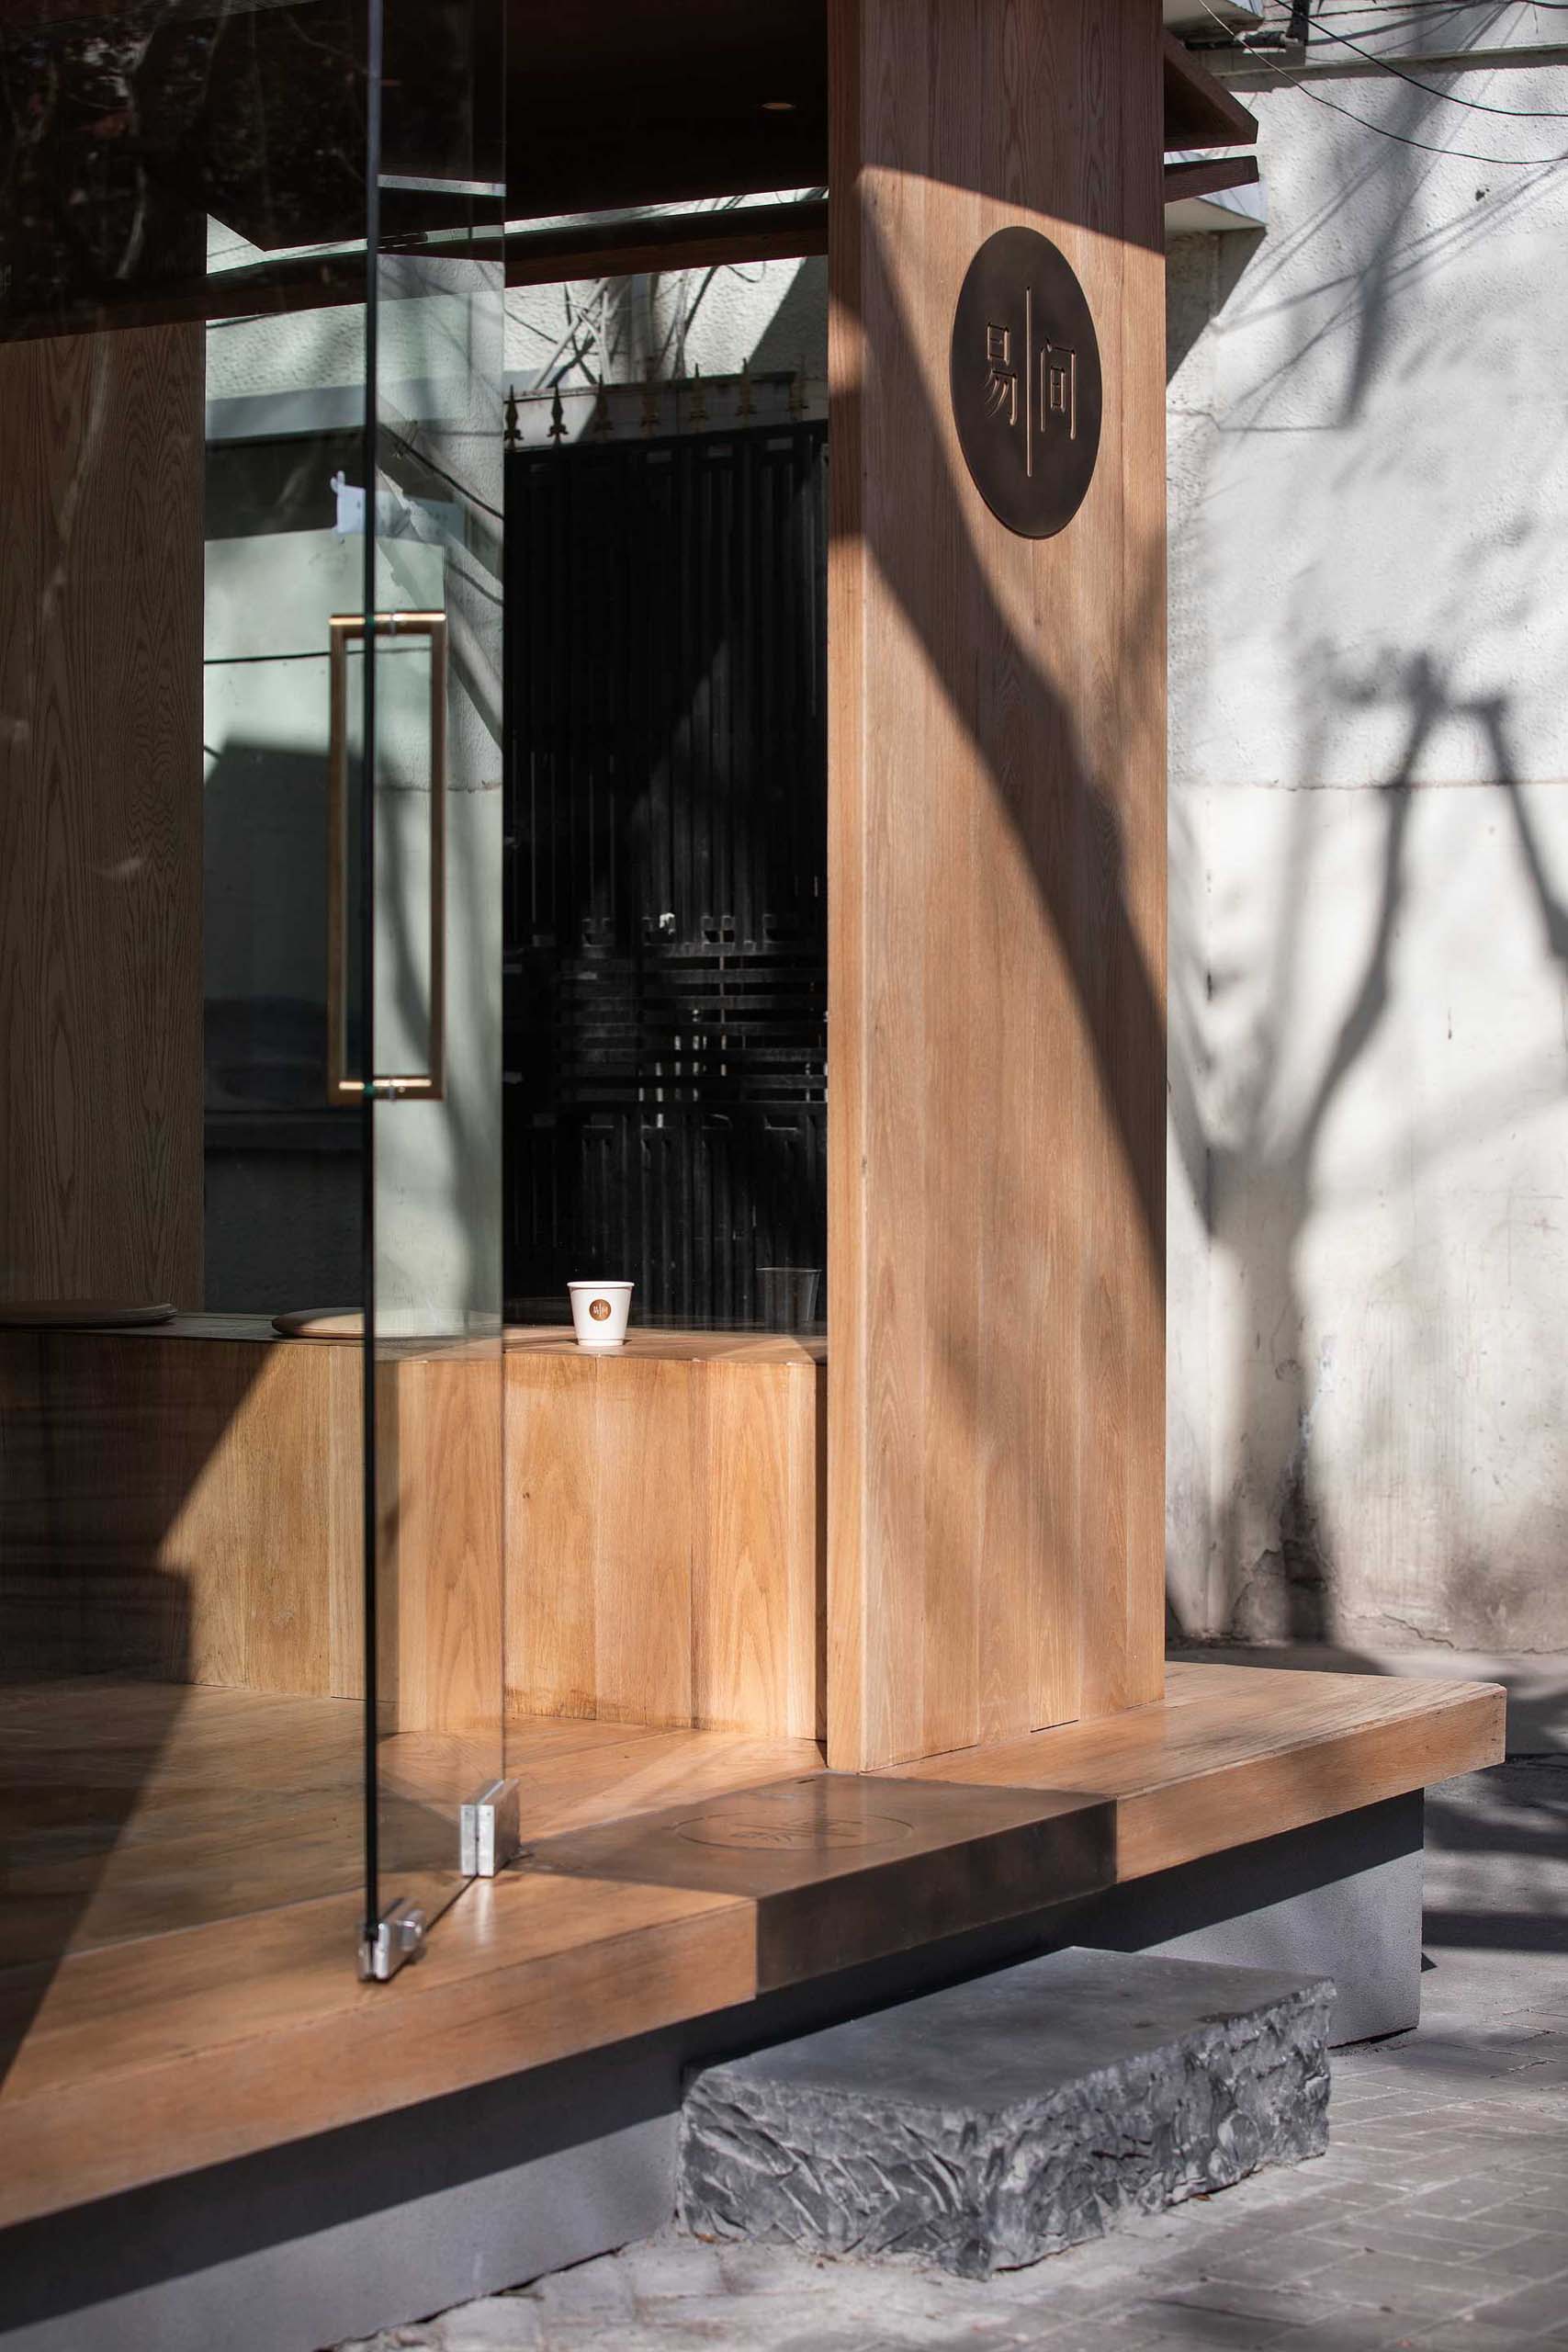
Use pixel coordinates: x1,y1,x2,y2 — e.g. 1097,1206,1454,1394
1,1319,823,1742
506,1332,825,1739
826,0,1169,1773
0,1665,1501,2231
0,1684,822,1969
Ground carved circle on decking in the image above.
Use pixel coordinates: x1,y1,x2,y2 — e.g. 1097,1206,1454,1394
675,1786,917,1852
950,225,1102,538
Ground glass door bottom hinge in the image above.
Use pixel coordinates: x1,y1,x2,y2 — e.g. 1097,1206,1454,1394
460,1778,522,1877
359,1897,426,1982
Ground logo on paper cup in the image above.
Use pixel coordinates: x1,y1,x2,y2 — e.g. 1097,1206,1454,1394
589,1298,612,1322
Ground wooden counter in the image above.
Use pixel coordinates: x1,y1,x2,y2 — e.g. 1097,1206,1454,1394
0,1318,825,1741
504,1326,825,1739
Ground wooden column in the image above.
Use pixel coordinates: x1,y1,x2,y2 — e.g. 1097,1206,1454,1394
0,325,205,1308
827,0,1167,1770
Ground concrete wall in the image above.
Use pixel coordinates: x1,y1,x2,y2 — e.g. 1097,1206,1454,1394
1167,11,1568,1654
502,245,827,399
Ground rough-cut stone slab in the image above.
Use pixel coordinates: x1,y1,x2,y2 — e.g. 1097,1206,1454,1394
679,1947,1333,2278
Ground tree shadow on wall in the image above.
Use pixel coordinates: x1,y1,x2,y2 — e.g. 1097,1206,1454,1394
1203,654,1568,1644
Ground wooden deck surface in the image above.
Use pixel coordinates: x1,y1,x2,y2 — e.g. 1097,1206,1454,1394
0,1663,1504,2231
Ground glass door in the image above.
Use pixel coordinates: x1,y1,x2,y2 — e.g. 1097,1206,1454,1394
355,0,508,1974
0,0,504,2000
1,4,387,1980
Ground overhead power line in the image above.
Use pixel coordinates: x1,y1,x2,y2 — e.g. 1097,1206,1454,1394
1260,1,1568,116
1190,0,1568,164
1285,72,1568,159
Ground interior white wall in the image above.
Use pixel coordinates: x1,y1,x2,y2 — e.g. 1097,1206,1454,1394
1168,41,1568,1653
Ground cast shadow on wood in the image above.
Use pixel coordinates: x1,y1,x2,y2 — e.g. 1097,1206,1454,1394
829,197,1165,1741
0,1335,277,2080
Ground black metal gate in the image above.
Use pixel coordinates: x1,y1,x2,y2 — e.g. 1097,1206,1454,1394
503,422,828,1325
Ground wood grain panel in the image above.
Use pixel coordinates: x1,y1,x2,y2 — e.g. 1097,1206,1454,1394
523,1771,1114,1994
379,1348,505,1737
0,1662,1501,2226
1164,153,1261,209
0,1329,344,1695
828,0,1168,1770
3,1319,815,1739
0,1324,504,1729
0,1871,756,2230
1162,30,1259,151
507,1349,695,1725
507,1722,825,1837
506,1337,824,1736
694,1360,823,1740
0,324,204,1312
886,1661,1508,1879
0,1681,814,1973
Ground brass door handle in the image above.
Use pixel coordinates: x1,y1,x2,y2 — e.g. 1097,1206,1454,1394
327,611,447,1102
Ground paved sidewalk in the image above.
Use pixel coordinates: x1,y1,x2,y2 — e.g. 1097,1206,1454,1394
343,1759,1568,2352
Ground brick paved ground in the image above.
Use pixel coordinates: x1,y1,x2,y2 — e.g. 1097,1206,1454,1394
344,1759,1568,2352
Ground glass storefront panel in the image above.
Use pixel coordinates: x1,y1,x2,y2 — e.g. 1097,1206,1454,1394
502,262,829,1340
499,254,829,1753
0,0,505,1987
360,0,508,1964
0,2,374,1969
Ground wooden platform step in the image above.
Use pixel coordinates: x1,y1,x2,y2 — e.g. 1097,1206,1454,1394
0,1665,1504,2232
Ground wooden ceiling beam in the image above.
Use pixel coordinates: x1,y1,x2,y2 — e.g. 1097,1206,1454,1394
1163,153,1261,207
1162,30,1260,150
504,199,828,289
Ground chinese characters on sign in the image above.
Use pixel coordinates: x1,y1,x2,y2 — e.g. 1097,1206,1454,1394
951,226,1101,538
982,314,1076,456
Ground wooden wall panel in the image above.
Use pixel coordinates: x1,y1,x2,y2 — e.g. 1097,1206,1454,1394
1,1324,813,1741
0,1332,352,1698
828,0,1167,1770
506,1336,824,1738
694,1360,825,1742
506,1351,695,1728
377,1349,505,1739
0,325,204,1309
0,1326,491,1736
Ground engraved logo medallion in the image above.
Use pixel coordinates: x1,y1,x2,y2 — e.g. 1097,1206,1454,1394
951,226,1102,538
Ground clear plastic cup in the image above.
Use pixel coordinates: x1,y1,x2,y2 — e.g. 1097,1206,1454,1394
756,1266,822,1331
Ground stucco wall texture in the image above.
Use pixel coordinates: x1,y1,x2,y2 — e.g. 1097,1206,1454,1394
1166,35,1568,1655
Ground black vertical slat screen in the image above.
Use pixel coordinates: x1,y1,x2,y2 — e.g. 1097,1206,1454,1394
503,422,829,1325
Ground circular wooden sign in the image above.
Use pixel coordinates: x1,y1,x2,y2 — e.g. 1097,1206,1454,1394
950,225,1102,538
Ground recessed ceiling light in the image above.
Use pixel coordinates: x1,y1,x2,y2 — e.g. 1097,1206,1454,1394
761,98,796,112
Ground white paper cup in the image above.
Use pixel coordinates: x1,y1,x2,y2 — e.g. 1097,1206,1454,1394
568,1280,634,1349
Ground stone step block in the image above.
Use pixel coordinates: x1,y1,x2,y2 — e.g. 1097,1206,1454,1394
679,1946,1333,2279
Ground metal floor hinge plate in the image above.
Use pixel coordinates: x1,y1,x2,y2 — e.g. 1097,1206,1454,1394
359,1896,426,1982
460,1777,522,1877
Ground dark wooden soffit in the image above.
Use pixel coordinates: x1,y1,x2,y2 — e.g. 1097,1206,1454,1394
0,204,828,346
502,0,829,219
504,199,828,290
1163,153,1261,207
3,5,1251,341
508,13,1258,211
1162,29,1260,151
